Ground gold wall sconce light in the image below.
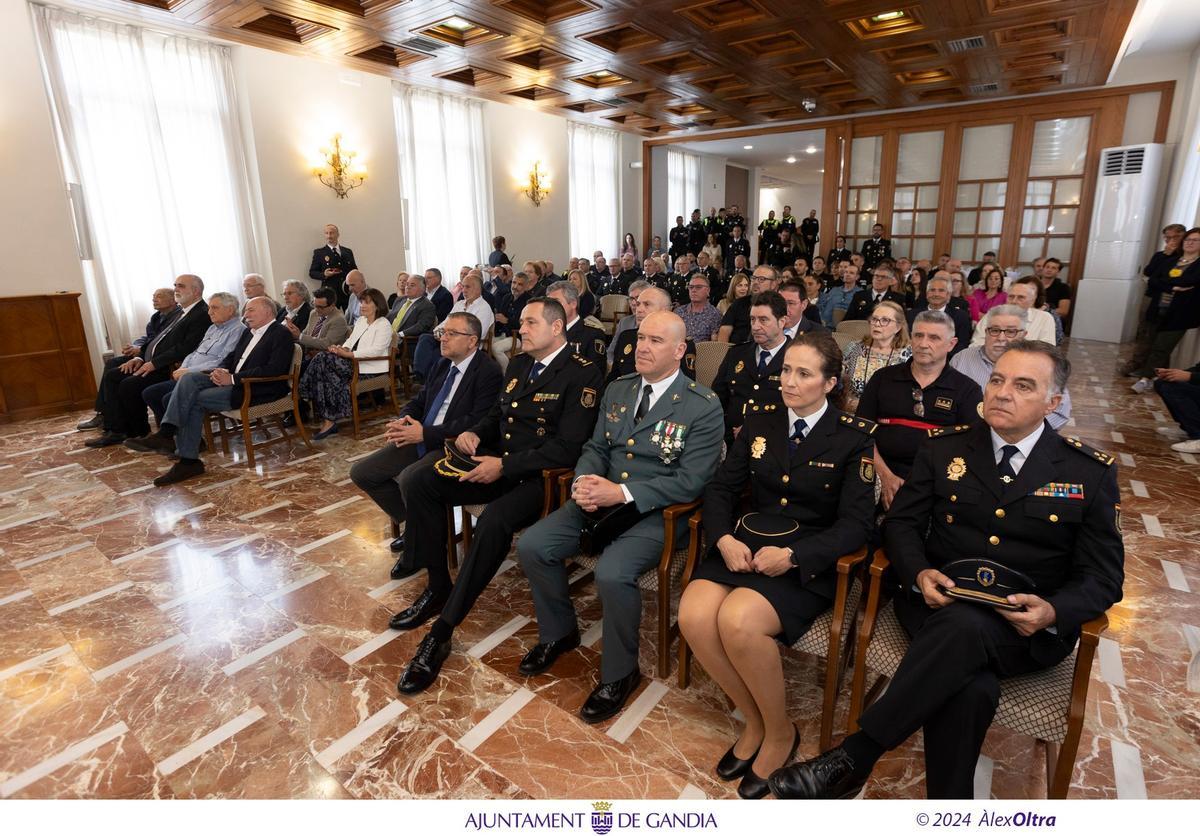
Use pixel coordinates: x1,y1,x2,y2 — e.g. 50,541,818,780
313,134,366,199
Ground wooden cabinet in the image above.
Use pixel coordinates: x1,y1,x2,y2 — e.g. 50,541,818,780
0,293,97,422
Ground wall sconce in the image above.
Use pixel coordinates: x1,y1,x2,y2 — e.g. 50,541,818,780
523,161,550,207
313,134,366,199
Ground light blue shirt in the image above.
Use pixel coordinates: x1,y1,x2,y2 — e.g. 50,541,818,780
820,285,858,325
181,317,246,372
346,293,362,326
950,344,1072,430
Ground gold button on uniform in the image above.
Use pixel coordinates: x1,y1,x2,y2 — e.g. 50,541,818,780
945,514,954,524
950,495,957,502
511,401,518,408
780,498,788,506
1049,514,1059,523
781,475,789,483
626,453,633,460
505,433,511,440
989,535,1000,546
752,384,759,391
995,509,1005,519
508,417,513,424
627,439,635,447
620,472,629,480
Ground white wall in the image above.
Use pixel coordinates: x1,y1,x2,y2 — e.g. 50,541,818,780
1109,49,1195,144
699,153,727,215
650,145,670,243
619,132,644,251
759,183,823,222
0,1,103,378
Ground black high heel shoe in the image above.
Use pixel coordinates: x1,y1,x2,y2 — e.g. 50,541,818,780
716,740,762,781
738,726,800,799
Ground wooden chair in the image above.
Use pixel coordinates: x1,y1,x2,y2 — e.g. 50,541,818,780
599,294,631,336
349,332,399,439
835,319,870,341
204,344,312,470
693,341,732,390
396,334,421,398
847,551,1108,799
675,509,869,750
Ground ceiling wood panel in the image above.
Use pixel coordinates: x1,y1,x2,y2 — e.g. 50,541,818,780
70,0,1139,136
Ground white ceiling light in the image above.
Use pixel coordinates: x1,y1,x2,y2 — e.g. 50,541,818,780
743,145,753,149
443,16,473,31
805,145,818,154
786,156,797,164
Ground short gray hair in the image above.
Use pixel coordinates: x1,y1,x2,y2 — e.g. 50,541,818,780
628,279,652,295
984,304,1027,329
913,309,955,334
446,311,482,341
409,271,427,288
209,291,238,311
243,273,265,287
282,279,311,303
1003,339,1071,394
547,279,579,306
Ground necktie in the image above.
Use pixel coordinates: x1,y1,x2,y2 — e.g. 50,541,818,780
757,350,770,376
528,361,545,383
145,308,183,360
392,299,412,333
417,366,459,458
789,418,808,454
873,294,882,304
633,384,653,424
312,316,327,338
998,444,1020,484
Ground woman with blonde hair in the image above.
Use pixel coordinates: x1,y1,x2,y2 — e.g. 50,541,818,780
840,300,910,413
719,273,750,315
568,268,596,319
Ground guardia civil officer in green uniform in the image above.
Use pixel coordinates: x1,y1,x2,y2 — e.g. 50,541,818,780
391,297,603,694
548,280,607,369
680,331,876,798
713,290,791,443
518,310,725,724
771,341,1124,800
607,286,696,384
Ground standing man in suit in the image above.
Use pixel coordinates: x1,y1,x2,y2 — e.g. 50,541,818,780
771,341,1123,799
842,265,906,322
908,274,973,357
424,267,454,322
350,312,502,579
518,311,724,722
388,272,436,339
713,291,791,443
87,274,211,448
309,223,357,310
149,297,295,486
390,298,603,694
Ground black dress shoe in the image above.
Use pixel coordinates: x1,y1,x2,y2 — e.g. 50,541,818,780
153,458,206,487
518,628,581,675
716,740,761,781
580,668,641,724
767,745,867,800
397,634,451,694
84,431,126,448
738,727,799,799
388,587,446,630
76,413,103,431
124,433,176,454
389,556,422,581
389,536,405,553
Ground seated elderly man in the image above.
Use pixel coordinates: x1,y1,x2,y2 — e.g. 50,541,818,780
387,273,436,339
147,297,295,486
280,280,312,330
952,305,1072,430
343,269,369,326
125,292,246,448
770,341,1123,800
78,287,179,431
411,271,495,382
288,287,350,358
241,273,281,319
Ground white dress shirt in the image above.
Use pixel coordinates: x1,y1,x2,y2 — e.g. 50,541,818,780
234,321,273,374
431,351,477,426
618,369,683,503
442,296,495,339
990,423,1044,476
787,400,829,439
755,339,787,370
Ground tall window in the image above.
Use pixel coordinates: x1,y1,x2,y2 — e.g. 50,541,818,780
33,3,257,349
666,148,700,235
952,124,1012,265
393,85,493,285
891,130,943,262
847,135,882,253
568,122,620,258
1019,117,1091,278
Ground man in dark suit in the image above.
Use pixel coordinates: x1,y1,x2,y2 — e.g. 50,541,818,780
87,274,211,447
388,272,437,338
778,281,827,339
350,312,502,578
908,273,973,357
390,298,603,694
771,341,1124,800
309,224,357,310
842,265,905,321
713,291,791,443
150,298,295,486
423,267,454,322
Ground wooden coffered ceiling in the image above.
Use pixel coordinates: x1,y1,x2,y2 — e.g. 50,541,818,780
77,0,1138,136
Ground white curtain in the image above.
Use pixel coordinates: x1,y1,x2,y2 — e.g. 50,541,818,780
392,84,493,286
32,3,257,349
667,148,700,235
568,121,620,258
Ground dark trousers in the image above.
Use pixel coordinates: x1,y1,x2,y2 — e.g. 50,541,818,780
141,379,177,427
348,443,433,526
94,356,128,412
98,363,171,436
1155,378,1200,438
1138,328,1187,377
401,459,543,627
857,594,1073,799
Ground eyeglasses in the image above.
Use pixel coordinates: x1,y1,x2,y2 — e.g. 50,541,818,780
911,387,925,418
433,328,473,339
868,317,896,326
985,327,1023,338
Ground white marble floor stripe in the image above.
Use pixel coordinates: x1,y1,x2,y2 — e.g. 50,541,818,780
494,559,516,579
0,644,73,683
314,699,408,770
1183,624,1200,655
13,541,92,570
261,473,307,489
312,496,359,516
1161,559,1190,592
334,477,354,487
581,619,604,648
47,427,83,438
367,575,423,599
607,680,669,744
466,615,531,659
118,483,155,496
155,706,267,777
157,503,215,527
567,566,591,585
1109,738,1148,799
287,453,327,466
678,783,708,799
193,475,245,494
972,754,994,800
1129,480,1149,498
237,500,292,521
458,688,535,753
43,484,105,502
210,533,264,555
4,444,55,458
111,538,183,565
1152,410,1167,423
46,581,134,616
1181,452,1198,465
294,529,352,555
0,589,33,607
262,569,328,603
1141,514,1164,538
0,484,35,498
92,633,189,682
1111,431,1125,444
26,463,80,478
1098,636,1127,689
221,628,308,677
0,721,130,799
1119,453,1135,468
0,511,55,532
345,450,377,463
341,628,403,665
78,507,138,529
88,460,137,475
1104,414,1115,424
64,446,92,456
157,578,234,611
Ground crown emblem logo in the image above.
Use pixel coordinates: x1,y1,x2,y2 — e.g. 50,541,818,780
592,801,612,812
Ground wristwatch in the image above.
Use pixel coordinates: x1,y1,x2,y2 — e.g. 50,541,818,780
786,546,798,567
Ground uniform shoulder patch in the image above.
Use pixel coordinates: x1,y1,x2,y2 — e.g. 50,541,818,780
615,371,640,381
839,414,877,435
1063,436,1116,466
572,354,592,366
927,424,973,439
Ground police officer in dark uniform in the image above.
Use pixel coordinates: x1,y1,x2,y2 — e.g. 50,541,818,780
704,207,726,248
861,223,892,271
308,224,358,310
687,209,708,256
857,309,982,510
771,341,1124,800
724,225,752,276
713,290,791,443
726,205,746,239
779,206,797,239
607,286,696,384
800,210,820,258
842,265,906,321
767,229,801,270
609,254,641,297
668,216,690,262
758,210,781,265
663,256,694,308
547,280,607,369
391,297,603,694
695,251,723,300
827,235,851,267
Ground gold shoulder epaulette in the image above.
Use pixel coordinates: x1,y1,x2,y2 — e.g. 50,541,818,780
839,414,877,435
1064,436,1116,466
927,424,973,438
573,354,592,366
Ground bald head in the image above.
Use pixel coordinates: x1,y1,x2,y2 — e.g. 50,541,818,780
635,310,688,382
635,285,673,323
345,270,367,297
243,296,276,328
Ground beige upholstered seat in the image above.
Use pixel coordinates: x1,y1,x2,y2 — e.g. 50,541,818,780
693,340,732,390
835,319,870,341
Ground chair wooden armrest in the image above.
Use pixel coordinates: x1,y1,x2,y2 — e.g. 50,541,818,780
348,355,390,371
541,468,572,516
556,470,576,505
658,499,702,569
848,549,890,731
677,510,706,592
236,373,292,384
1050,611,1108,797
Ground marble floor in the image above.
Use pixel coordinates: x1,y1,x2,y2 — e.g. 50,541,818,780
0,338,1197,800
